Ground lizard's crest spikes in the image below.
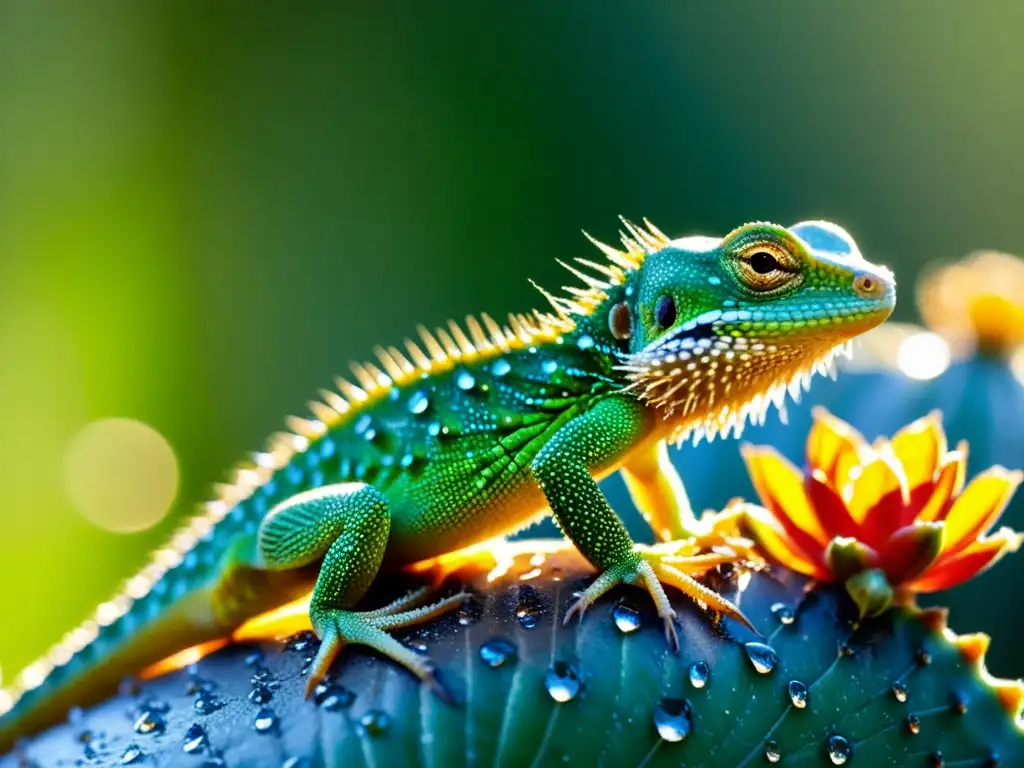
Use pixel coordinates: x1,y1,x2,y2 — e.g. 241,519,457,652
531,217,670,321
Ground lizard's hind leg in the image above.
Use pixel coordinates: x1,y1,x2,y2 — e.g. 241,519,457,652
257,483,459,699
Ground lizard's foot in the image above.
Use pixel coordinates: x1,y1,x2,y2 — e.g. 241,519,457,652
564,547,754,649
306,589,467,701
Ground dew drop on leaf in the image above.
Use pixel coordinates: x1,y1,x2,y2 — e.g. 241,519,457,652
253,707,278,734
120,744,143,764
314,683,355,711
183,723,206,754
545,661,582,702
770,602,795,625
765,739,781,763
612,603,642,633
360,709,389,735
133,711,165,736
828,734,852,765
744,641,778,674
479,638,517,668
788,680,808,708
688,661,709,689
652,698,693,742
892,681,908,702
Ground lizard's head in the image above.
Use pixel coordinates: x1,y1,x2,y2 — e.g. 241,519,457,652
612,220,896,443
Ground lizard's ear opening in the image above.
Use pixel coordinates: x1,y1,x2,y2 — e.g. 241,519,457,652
608,301,632,342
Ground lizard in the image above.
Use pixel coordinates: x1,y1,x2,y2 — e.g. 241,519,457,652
0,217,895,752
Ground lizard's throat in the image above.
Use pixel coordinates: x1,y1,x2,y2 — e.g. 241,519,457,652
616,333,852,446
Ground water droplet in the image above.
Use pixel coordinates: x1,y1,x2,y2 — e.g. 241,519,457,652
916,648,932,666
133,711,166,735
788,680,808,708
285,630,319,653
827,734,851,765
515,602,540,629
612,603,642,633
427,421,442,437
906,714,921,734
576,334,594,350
313,682,355,711
541,360,558,375
194,690,224,714
360,709,389,735
120,744,143,764
456,371,476,391
892,681,908,702
928,752,945,768
492,358,511,377
765,739,781,762
183,723,207,754
254,707,278,734
282,758,313,768
688,661,709,689
771,602,795,625
408,391,430,415
249,684,273,705
479,638,517,668
652,698,693,742
545,661,582,702
744,642,778,674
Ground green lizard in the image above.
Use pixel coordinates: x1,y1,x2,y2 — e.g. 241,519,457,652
0,218,895,751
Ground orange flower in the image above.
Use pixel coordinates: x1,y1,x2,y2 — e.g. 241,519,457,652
732,407,1023,617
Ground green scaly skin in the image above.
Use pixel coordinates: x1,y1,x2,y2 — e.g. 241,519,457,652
0,218,895,752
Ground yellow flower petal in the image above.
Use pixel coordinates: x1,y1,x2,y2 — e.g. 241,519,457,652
916,445,968,522
806,407,870,489
738,503,828,579
843,452,907,524
941,467,1023,556
741,444,828,548
889,410,946,490
909,527,1023,593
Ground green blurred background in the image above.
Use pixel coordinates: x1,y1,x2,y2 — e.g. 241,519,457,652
2,2,1023,678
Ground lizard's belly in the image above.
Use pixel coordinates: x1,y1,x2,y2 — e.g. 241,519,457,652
380,460,551,564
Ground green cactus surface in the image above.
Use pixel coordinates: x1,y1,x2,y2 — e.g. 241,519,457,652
3,540,1022,767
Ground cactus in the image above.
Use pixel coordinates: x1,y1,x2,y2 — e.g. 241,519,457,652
4,539,1022,768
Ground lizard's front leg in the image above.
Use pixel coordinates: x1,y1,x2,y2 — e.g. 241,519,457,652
255,483,462,698
530,395,752,646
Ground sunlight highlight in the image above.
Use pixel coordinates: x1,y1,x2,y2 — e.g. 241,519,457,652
896,332,951,381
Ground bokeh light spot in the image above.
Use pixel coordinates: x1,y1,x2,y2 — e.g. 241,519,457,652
63,418,179,533
1011,347,1024,388
896,332,951,381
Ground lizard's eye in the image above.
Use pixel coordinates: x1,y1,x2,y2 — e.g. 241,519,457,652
654,294,676,328
749,251,779,274
733,242,801,294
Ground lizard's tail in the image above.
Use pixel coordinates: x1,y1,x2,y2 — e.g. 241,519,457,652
0,567,227,756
